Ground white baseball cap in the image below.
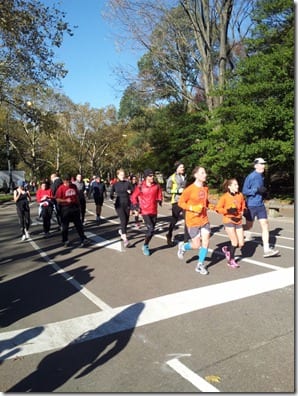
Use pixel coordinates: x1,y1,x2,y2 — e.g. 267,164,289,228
254,157,266,165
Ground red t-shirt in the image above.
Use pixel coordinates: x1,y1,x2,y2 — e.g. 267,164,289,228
55,183,79,206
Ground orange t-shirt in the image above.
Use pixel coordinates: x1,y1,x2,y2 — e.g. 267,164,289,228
178,184,210,227
215,191,246,225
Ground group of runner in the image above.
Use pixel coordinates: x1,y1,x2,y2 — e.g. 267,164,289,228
13,157,279,274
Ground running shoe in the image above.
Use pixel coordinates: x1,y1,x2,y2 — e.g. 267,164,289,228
227,259,240,268
263,248,279,258
222,246,231,261
177,241,185,259
166,233,175,247
79,239,88,247
195,262,209,275
142,244,150,256
25,229,30,239
123,239,130,248
64,240,70,247
21,234,26,241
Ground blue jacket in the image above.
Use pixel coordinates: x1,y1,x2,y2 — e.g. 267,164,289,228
242,170,265,207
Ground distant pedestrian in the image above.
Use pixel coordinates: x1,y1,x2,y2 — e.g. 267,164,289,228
242,158,279,257
215,178,246,268
165,161,189,246
73,174,87,224
130,175,141,229
89,175,107,223
177,166,211,275
14,180,31,240
110,168,132,248
36,180,54,237
130,169,163,256
55,175,88,247
50,172,63,227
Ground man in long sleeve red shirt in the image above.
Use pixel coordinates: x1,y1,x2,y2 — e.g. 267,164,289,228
130,169,162,256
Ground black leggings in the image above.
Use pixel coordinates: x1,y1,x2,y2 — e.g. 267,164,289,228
16,203,30,234
142,214,157,245
41,205,53,233
116,205,130,234
168,203,190,242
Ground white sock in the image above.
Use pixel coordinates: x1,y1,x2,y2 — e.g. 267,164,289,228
263,243,269,252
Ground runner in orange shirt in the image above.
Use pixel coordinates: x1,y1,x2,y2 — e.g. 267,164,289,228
177,166,212,275
215,178,246,268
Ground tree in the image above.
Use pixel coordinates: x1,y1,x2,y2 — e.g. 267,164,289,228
0,0,73,103
196,0,294,186
104,0,253,112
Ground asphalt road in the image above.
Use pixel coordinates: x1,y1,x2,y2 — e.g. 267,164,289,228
0,197,294,393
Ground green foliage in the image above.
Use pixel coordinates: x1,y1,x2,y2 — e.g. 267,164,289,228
0,0,74,102
197,0,294,187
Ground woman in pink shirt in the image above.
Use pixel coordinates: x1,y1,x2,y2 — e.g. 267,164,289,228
36,180,54,237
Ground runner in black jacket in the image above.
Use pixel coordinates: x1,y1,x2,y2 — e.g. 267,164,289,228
110,168,133,248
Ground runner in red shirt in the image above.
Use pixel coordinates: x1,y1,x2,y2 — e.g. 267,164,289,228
55,175,88,247
131,169,162,256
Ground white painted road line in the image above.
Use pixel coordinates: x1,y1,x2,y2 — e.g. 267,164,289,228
167,358,220,392
85,231,122,251
0,267,293,360
29,239,113,312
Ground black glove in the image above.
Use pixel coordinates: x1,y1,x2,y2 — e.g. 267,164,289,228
158,200,162,207
258,186,267,194
227,207,237,215
231,216,241,222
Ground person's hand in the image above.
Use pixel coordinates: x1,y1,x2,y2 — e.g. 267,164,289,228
258,186,267,194
191,204,203,213
178,188,184,194
227,207,237,215
158,200,162,207
231,216,241,222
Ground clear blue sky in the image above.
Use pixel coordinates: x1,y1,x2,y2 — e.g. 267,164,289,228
49,0,141,110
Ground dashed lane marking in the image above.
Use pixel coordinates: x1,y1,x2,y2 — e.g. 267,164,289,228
0,267,293,360
167,358,220,392
28,239,113,312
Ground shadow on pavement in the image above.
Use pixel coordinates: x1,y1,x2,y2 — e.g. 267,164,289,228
6,302,145,392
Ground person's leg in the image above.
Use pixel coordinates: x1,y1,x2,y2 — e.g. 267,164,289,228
117,206,129,245
243,207,254,241
81,199,86,223
177,227,196,259
44,206,52,234
223,226,240,268
17,205,25,236
257,205,279,257
142,215,156,255
195,226,210,274
72,208,85,241
166,203,180,244
61,207,70,243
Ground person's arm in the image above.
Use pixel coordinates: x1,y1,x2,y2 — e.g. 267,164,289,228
166,175,173,194
130,185,140,206
13,189,20,203
242,174,258,196
215,195,226,215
